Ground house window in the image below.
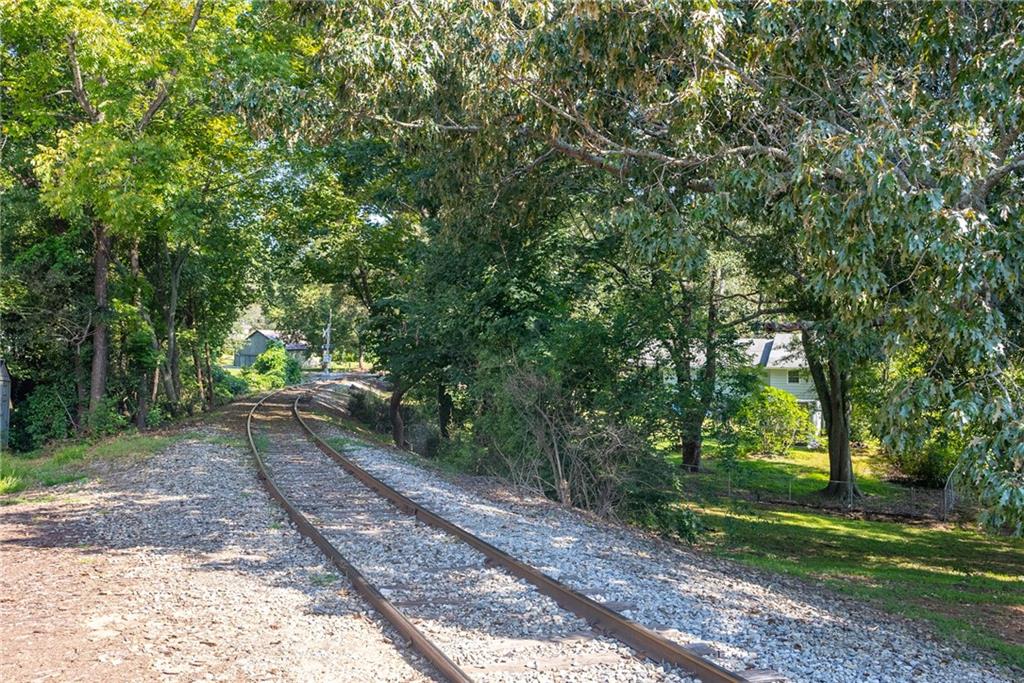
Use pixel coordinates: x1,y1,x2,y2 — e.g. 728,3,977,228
788,370,801,384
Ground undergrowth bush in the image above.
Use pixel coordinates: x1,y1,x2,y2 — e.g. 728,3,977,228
879,429,963,487
86,397,129,436
347,389,392,432
10,383,75,449
734,386,815,456
242,343,302,390
212,366,249,404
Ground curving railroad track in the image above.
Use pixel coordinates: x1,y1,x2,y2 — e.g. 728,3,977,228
247,386,782,683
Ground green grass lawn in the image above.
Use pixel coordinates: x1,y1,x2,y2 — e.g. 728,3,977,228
697,502,1024,670
0,432,183,497
655,437,1024,670
661,436,905,503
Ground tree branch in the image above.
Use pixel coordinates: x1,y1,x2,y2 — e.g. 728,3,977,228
66,33,103,123
970,153,1024,209
135,0,204,132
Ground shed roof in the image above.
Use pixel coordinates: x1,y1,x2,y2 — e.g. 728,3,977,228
248,328,309,351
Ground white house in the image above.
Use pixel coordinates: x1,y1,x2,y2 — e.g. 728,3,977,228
739,333,822,432
642,332,823,433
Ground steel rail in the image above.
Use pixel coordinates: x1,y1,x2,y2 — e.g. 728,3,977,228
295,389,758,683
246,389,474,683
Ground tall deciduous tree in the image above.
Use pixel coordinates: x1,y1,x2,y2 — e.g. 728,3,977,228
298,1,1023,522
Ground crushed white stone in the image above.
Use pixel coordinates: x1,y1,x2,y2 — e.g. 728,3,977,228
256,390,696,683
1,422,437,683
305,385,1015,683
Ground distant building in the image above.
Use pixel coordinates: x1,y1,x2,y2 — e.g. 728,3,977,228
739,333,822,432
642,332,822,432
233,329,310,368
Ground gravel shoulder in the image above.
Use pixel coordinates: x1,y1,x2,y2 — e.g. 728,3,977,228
305,387,1015,683
0,398,435,683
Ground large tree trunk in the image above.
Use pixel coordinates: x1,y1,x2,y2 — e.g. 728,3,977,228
437,382,453,439
166,257,183,404
389,383,406,449
681,268,722,473
158,245,185,407
680,415,705,472
802,333,861,502
88,222,112,422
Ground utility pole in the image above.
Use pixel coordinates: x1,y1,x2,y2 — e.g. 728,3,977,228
322,307,332,372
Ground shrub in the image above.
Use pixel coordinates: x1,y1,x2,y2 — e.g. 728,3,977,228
212,366,249,403
734,385,815,456
146,405,168,429
11,383,75,450
347,389,392,432
87,397,129,437
879,429,962,487
437,431,487,473
242,343,302,390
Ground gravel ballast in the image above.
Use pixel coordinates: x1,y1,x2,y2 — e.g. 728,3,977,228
254,391,698,682
305,384,1013,683
0,407,436,682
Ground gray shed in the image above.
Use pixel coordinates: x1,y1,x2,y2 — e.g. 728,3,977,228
233,329,310,368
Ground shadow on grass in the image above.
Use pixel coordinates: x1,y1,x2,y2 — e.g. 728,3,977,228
700,504,1024,667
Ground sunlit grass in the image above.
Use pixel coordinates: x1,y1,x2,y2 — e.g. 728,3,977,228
688,501,1024,669
0,432,181,495
658,435,903,501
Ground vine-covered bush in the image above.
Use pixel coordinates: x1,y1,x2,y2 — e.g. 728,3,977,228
10,383,75,450
734,385,815,457
241,343,302,390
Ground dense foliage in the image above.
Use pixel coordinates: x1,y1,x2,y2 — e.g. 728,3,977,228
273,0,1023,532
1,0,289,442
241,343,302,391
735,386,816,458
3,1,1021,534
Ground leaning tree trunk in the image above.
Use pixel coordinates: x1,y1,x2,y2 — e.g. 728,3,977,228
88,222,112,423
681,269,721,473
389,383,406,449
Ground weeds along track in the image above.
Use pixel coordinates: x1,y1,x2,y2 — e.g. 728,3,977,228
249,387,773,683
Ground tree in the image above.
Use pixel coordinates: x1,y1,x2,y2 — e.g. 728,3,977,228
299,1,1024,523
2,0,276,437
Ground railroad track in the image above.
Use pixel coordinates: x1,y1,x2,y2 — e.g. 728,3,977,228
248,386,780,683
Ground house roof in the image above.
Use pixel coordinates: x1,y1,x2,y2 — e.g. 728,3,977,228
638,332,808,371
740,333,806,369
248,329,309,351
